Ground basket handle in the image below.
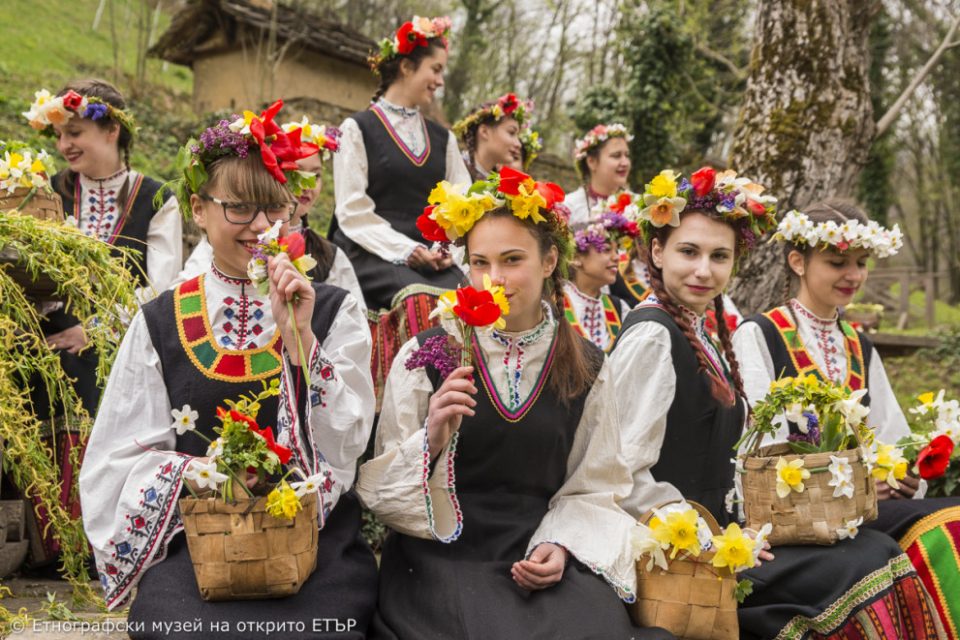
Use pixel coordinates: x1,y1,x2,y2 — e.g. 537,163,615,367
638,499,722,535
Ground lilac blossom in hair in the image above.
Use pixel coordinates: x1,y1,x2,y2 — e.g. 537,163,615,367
83,103,109,121
198,118,250,159
574,223,610,253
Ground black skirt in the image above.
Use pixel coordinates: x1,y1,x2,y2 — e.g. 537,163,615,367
128,493,378,640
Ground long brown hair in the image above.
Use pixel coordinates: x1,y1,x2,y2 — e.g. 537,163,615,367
465,208,596,404
643,213,747,407
780,198,870,303
54,79,134,210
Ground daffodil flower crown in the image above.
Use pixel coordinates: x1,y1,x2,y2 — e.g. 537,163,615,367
772,209,902,259
573,123,633,161
638,166,778,253
23,89,137,137
164,100,322,216
452,93,534,138
0,141,55,194
369,16,452,72
418,166,574,273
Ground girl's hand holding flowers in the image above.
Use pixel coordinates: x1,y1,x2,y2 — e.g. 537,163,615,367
267,252,315,366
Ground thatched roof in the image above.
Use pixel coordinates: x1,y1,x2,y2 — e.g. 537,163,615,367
149,0,375,67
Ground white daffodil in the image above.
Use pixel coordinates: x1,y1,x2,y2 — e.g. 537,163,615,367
834,388,870,428
290,472,327,498
631,524,668,572
828,455,855,499
836,516,863,541
206,438,224,459
724,487,737,514
170,405,199,435
749,523,773,564
184,459,228,491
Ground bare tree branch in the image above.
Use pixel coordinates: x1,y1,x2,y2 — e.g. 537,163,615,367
695,42,746,80
876,12,960,136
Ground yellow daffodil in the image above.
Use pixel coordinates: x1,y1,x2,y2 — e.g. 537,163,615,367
650,508,702,558
870,443,907,489
266,481,302,520
918,391,936,405
646,170,679,199
509,181,547,224
770,377,794,392
711,523,756,574
775,457,810,498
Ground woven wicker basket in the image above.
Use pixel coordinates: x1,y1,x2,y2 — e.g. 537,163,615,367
630,501,739,640
742,443,877,546
179,491,318,601
0,187,64,222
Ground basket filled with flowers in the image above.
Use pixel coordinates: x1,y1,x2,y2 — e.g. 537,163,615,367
0,140,62,222
736,375,884,545
175,383,323,601
630,500,768,639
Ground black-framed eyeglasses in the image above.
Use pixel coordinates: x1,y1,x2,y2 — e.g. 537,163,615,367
200,194,296,225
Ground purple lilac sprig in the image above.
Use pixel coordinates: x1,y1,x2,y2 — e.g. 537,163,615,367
574,223,610,253
598,211,630,233
787,412,822,446
196,118,251,160
405,334,458,379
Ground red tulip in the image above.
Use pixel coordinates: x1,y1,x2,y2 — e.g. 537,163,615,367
453,286,502,327
497,166,530,196
62,90,84,111
690,167,716,196
417,206,448,242
279,232,306,260
747,198,766,217
535,181,564,209
611,192,632,214
917,435,955,480
249,424,292,465
500,93,519,114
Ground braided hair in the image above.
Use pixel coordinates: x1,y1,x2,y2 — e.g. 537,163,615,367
55,79,134,215
644,217,746,407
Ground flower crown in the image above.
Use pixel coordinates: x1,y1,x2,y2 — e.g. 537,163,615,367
573,123,632,161
772,209,902,259
169,100,319,214
23,89,137,137
369,16,452,71
281,117,340,161
519,126,542,169
573,211,640,254
638,166,778,251
452,93,534,138
417,167,572,271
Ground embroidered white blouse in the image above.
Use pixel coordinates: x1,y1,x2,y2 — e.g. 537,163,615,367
171,236,366,313
564,187,593,226
609,298,743,518
356,309,639,600
73,169,182,302
79,264,374,609
332,100,471,264
562,281,631,352
732,299,910,445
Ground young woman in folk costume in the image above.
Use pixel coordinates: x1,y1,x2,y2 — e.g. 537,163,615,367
356,167,673,639
565,122,633,226
610,169,946,639
21,79,183,564
176,116,364,310
562,215,637,353
452,92,531,181
733,198,960,636
79,102,378,638
332,16,470,404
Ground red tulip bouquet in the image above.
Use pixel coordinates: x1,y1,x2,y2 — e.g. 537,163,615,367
898,390,960,496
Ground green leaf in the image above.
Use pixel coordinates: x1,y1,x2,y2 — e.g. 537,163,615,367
735,579,754,604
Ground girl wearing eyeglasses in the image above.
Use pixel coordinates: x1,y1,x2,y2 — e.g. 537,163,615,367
80,109,378,638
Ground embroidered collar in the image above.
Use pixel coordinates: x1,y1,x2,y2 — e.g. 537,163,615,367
490,301,554,346
370,103,430,166
79,167,128,186
789,298,838,331
562,283,622,352
377,97,420,117
209,262,251,287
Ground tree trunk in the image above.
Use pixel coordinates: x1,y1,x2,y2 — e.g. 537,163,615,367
728,0,875,315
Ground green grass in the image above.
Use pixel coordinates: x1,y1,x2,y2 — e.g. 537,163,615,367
0,0,196,181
